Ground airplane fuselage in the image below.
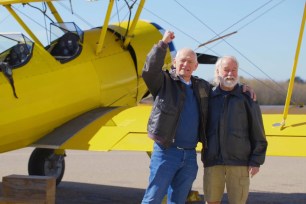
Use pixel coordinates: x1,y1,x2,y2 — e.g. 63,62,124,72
0,21,168,153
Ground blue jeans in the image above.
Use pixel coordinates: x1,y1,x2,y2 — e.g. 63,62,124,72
142,143,198,204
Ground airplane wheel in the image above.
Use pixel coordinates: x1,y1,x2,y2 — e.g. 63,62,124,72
28,148,65,186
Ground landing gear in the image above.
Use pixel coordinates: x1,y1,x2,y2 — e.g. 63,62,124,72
28,148,65,185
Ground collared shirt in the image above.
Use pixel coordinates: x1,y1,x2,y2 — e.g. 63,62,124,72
179,76,192,85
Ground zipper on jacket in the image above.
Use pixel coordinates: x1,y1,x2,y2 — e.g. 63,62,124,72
171,83,186,144
194,80,208,148
220,94,229,161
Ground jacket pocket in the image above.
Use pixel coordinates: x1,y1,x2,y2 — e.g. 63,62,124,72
228,129,251,160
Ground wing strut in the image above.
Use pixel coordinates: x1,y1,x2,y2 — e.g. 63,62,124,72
123,0,146,49
46,1,63,23
4,5,55,62
96,0,115,55
5,5,44,48
281,2,306,129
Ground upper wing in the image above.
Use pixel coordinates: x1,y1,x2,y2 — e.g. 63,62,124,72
0,0,54,5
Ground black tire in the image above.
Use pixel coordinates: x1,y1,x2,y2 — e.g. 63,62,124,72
28,148,65,186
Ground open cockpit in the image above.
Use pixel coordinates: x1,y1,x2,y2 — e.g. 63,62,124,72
0,22,84,69
47,22,83,63
0,33,33,68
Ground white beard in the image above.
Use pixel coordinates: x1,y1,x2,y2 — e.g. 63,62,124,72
219,76,238,88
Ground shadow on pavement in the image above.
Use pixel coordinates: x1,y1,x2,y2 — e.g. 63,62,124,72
1,181,306,204
55,182,144,204
56,182,306,204
225,192,306,204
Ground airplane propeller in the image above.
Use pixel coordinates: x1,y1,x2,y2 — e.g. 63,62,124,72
196,53,218,64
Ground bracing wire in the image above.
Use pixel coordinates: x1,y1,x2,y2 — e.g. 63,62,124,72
123,0,137,40
56,1,95,28
42,3,50,44
170,0,298,104
12,5,52,45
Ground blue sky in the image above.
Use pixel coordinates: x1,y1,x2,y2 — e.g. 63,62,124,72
0,0,305,82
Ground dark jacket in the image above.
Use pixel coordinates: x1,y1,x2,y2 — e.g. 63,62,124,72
202,84,267,167
142,41,210,148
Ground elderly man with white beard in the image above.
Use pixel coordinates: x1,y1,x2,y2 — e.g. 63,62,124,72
201,56,268,204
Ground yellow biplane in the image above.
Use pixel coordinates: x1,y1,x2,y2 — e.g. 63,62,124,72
0,0,218,186
0,0,305,194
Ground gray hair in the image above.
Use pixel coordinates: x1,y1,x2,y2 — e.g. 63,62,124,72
213,55,239,85
175,48,198,63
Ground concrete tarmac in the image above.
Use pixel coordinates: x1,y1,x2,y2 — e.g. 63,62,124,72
0,147,305,203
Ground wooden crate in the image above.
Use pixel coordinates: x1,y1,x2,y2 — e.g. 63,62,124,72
1,175,56,204
0,197,45,204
